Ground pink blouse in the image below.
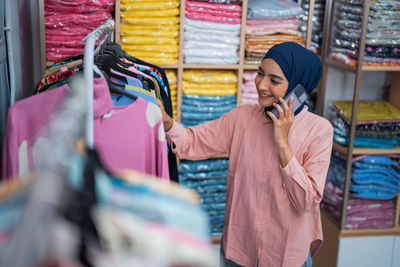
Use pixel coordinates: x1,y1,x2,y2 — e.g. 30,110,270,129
167,104,333,267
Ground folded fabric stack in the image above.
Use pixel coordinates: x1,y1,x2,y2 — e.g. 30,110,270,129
241,71,258,105
165,70,177,118
92,168,218,266
330,0,400,66
44,0,114,61
322,181,395,229
245,0,305,64
183,0,242,64
179,159,229,236
329,101,400,148
300,0,326,54
327,153,400,200
120,0,180,65
181,70,237,127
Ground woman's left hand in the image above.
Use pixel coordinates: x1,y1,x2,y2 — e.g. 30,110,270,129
266,97,294,148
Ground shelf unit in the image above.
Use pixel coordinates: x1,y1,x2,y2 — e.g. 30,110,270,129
115,0,316,123
314,0,400,266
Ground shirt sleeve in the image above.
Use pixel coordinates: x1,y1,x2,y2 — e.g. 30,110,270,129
166,107,239,160
279,120,333,213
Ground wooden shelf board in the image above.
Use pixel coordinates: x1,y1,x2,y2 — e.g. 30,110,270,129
362,65,400,72
182,64,239,70
340,227,400,238
46,61,54,66
160,64,178,69
212,235,222,244
243,64,259,70
326,58,400,72
333,141,400,155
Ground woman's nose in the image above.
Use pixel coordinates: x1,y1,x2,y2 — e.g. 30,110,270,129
257,77,270,90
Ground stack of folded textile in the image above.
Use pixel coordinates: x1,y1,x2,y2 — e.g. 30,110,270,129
330,101,400,149
183,0,242,64
165,70,177,118
45,0,114,61
327,153,400,201
120,0,180,65
181,70,237,127
330,0,400,66
300,0,326,54
322,181,395,229
245,0,305,64
241,71,258,105
179,159,229,236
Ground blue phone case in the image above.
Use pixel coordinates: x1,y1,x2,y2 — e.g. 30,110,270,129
268,84,308,118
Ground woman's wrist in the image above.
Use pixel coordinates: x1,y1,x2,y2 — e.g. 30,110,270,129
164,117,174,131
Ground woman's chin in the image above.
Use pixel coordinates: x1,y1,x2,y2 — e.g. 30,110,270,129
258,98,273,107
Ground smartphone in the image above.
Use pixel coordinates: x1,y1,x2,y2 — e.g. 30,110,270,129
266,84,308,118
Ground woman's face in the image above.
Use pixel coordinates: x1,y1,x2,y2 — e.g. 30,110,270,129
254,58,289,107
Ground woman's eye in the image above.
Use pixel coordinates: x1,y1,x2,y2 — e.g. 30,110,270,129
271,79,279,85
257,71,264,76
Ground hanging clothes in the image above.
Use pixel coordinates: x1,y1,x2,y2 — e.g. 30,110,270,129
2,76,169,180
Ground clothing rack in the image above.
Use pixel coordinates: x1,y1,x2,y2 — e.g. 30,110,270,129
0,19,115,267
83,18,115,149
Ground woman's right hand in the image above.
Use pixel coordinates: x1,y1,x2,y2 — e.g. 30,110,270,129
157,99,174,131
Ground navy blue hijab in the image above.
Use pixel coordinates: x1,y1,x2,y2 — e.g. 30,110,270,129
262,42,322,115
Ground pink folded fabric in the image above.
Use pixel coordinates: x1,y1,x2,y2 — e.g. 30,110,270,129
243,71,258,81
45,12,111,28
46,27,91,37
247,17,299,26
185,11,241,24
186,6,241,18
186,0,242,12
246,25,300,35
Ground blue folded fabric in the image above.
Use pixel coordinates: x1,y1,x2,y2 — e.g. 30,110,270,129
183,98,237,107
181,104,236,113
333,133,399,148
182,179,227,188
179,159,230,173
181,111,228,120
183,94,237,102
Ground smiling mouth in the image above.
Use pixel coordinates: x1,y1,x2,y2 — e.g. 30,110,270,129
258,92,273,99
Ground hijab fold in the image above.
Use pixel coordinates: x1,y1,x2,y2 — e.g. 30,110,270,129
262,42,322,115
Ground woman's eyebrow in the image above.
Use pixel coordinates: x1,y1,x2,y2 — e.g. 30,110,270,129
268,74,284,81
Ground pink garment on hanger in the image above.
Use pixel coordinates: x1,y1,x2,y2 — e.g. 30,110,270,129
2,77,169,181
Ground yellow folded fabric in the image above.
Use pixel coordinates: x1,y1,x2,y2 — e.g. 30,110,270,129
130,57,178,65
124,51,178,59
183,88,237,96
121,28,179,38
121,44,178,53
183,70,238,84
122,16,180,25
165,70,177,84
121,9,179,17
333,101,400,122
183,81,237,90
120,1,179,11
121,36,178,45
120,23,179,32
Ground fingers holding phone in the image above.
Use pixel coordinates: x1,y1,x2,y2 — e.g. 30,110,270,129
267,97,295,147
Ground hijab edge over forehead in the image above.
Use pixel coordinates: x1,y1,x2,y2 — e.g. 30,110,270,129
262,42,322,96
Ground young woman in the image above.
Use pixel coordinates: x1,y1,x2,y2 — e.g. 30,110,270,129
158,42,333,267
